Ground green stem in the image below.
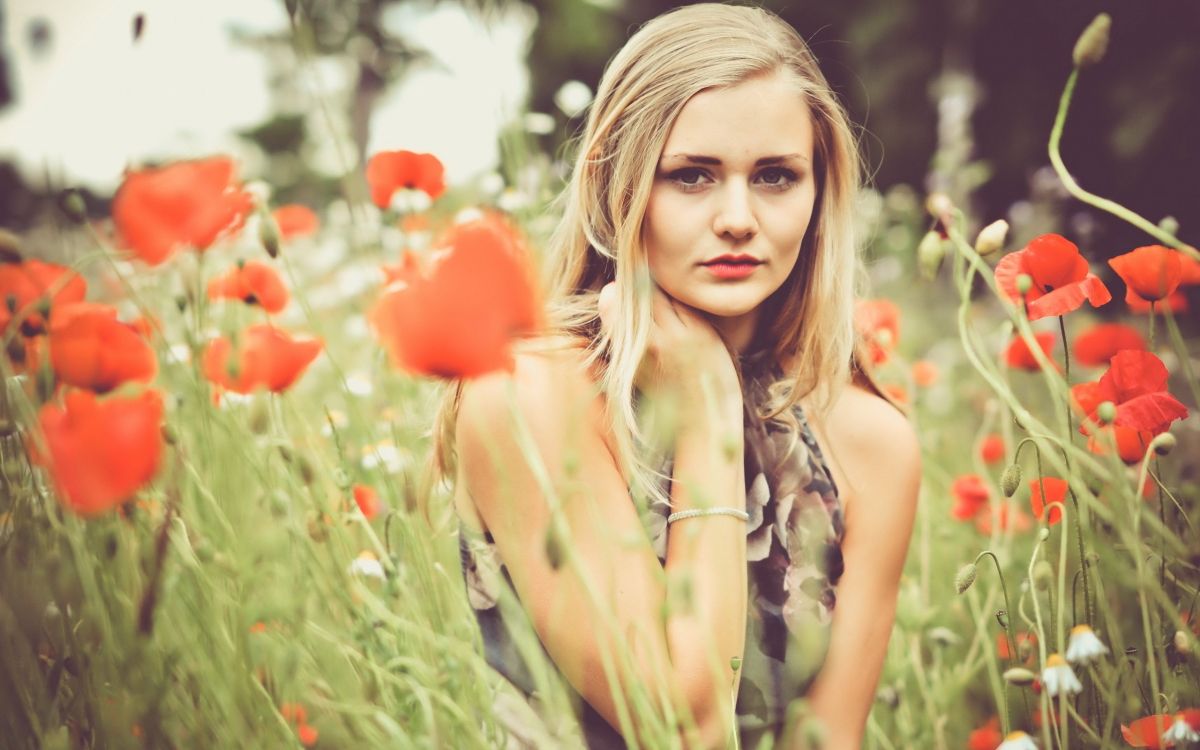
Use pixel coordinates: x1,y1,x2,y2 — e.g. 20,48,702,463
974,550,1023,732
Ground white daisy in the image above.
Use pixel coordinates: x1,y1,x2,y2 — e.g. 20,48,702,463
1040,653,1083,697
997,731,1038,750
348,551,385,580
1065,624,1109,665
1162,714,1200,744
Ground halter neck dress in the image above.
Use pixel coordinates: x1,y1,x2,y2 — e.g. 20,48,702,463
457,359,845,748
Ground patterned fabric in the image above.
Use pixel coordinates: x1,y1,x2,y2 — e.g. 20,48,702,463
457,361,845,748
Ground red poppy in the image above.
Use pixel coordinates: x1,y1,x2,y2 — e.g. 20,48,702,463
1004,331,1056,371
49,303,157,393
1180,253,1200,285
975,504,1032,535
202,325,323,394
967,716,1002,750
31,389,165,516
207,261,290,313
380,250,422,286
1071,350,1187,463
1126,290,1188,314
1121,714,1174,748
0,259,87,336
993,234,1111,321
911,359,939,387
1029,476,1067,525
980,434,1006,465
369,216,541,379
296,723,318,747
1109,245,1184,302
353,484,381,519
951,474,991,520
366,150,446,208
997,631,1037,661
271,204,320,241
854,299,900,365
280,703,308,724
1072,323,1146,367
112,156,254,265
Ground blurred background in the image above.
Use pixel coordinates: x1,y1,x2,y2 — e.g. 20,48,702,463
1,0,1197,265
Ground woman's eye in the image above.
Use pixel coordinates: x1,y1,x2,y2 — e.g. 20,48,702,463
757,167,798,189
666,168,710,189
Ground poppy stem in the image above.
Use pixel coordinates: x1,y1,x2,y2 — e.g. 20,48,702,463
1056,316,1094,631
974,549,1023,732
1049,69,1199,260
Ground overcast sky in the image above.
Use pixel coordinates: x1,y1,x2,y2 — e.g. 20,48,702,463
0,0,531,191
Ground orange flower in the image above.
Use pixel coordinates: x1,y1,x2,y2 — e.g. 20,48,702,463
951,474,990,520
353,484,381,519
297,723,319,747
207,261,290,313
0,259,87,336
993,234,1111,321
112,157,254,265
1003,331,1056,371
49,303,157,393
31,389,165,516
1120,713,1174,748
1108,245,1184,303
202,325,322,394
1029,476,1067,525
366,150,446,208
968,716,1002,750
854,299,900,365
911,359,939,387
980,434,1006,465
997,631,1037,661
271,204,320,241
1072,322,1146,368
369,216,541,378
280,702,308,724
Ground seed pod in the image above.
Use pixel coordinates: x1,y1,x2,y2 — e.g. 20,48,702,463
955,562,978,594
1158,216,1180,237
1073,13,1112,68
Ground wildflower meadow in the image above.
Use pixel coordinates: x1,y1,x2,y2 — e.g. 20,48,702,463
1,6,1197,750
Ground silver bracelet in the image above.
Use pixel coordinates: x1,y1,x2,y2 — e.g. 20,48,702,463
666,507,750,525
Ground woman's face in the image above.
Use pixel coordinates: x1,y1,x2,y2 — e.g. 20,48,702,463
643,70,817,352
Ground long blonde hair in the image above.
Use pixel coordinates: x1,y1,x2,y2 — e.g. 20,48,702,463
434,3,865,510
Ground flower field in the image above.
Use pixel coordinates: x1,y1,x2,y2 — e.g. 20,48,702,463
1,10,1198,750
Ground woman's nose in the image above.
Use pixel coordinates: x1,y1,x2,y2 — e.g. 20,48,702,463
712,182,758,240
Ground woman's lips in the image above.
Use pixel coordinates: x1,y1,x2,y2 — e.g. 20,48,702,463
704,261,760,280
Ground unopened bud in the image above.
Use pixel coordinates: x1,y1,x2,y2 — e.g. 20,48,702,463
1038,527,1051,541
161,423,178,445
259,214,281,259
1097,401,1116,425
1150,432,1176,456
1016,274,1033,295
1158,216,1180,237
917,231,947,280
974,220,1009,257
544,524,565,570
1073,13,1112,68
926,193,955,220
730,656,742,672
1003,667,1037,685
1174,629,1192,655
996,610,1010,629
1001,464,1022,497
0,229,22,263
928,626,960,647
58,189,87,223
332,467,352,491
1032,560,1054,590
955,562,978,594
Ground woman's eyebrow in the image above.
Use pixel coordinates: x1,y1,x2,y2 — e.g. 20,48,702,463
659,153,811,166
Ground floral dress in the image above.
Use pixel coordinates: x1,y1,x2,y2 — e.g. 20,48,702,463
458,364,845,748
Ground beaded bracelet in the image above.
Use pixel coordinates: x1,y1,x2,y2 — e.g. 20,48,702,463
666,507,750,525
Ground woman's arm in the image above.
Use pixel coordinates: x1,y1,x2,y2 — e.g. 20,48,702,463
456,345,747,748
800,387,921,749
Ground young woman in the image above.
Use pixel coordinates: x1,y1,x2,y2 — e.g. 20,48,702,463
439,4,920,747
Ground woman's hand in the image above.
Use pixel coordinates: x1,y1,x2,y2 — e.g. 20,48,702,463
596,281,739,406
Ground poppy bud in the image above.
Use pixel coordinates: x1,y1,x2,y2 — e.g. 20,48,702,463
730,656,742,672
544,524,565,570
1038,527,1051,541
161,423,178,445
0,228,22,264
974,220,1009,257
1001,464,1022,497
1158,216,1180,237
1175,629,1192,655
928,626,959,647
1016,274,1033,295
1003,667,1037,685
917,231,946,280
259,213,281,259
1096,401,1116,425
1032,560,1054,590
876,685,900,708
58,189,87,223
1150,432,1176,456
333,467,352,490
1073,13,1112,68
996,610,1009,629
955,562,978,594
925,193,955,221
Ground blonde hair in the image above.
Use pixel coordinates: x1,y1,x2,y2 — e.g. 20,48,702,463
434,3,866,510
